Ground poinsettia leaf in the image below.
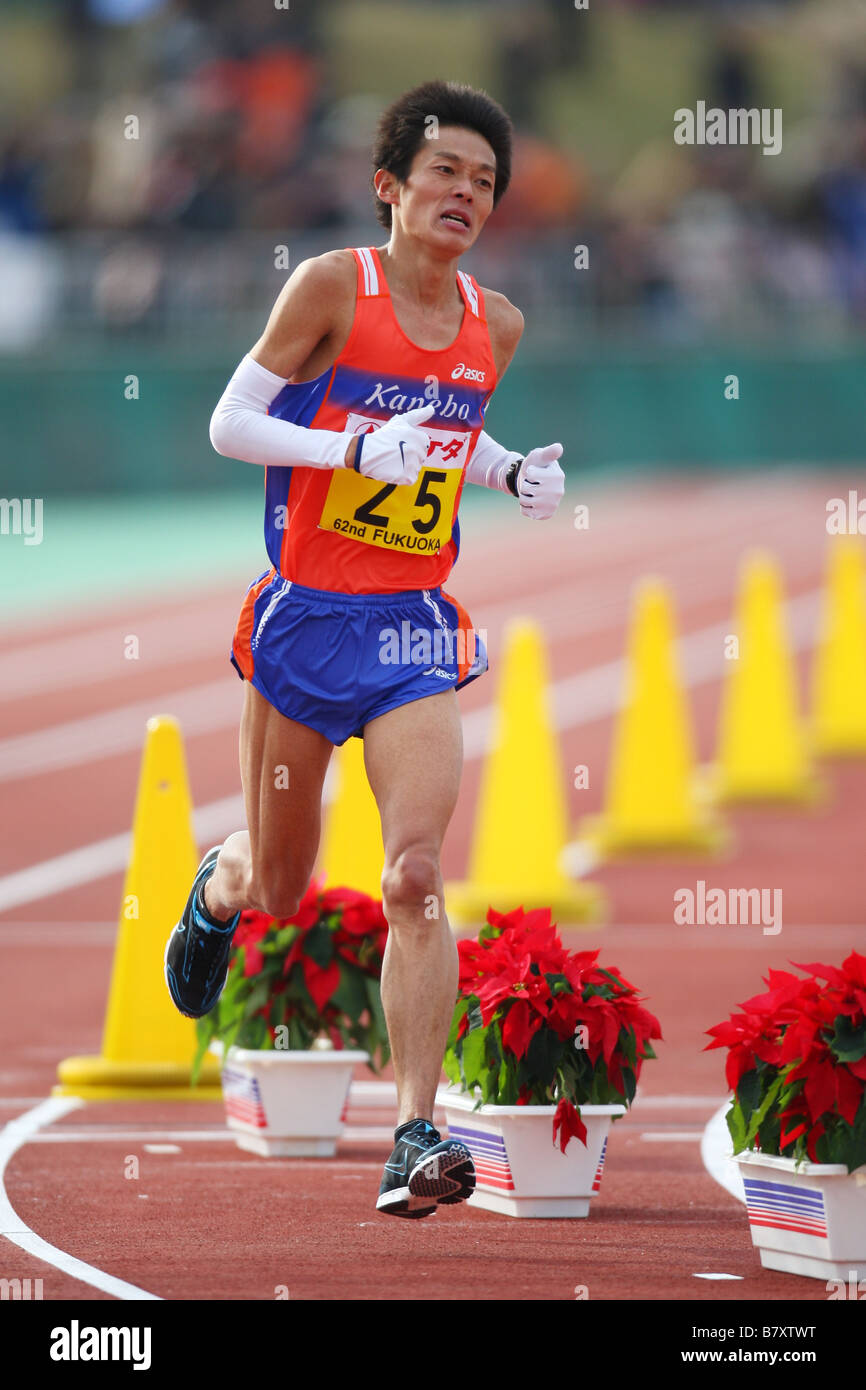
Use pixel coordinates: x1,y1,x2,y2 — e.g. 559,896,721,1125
757,1110,781,1155
303,921,334,969
223,1013,246,1053
446,998,468,1052
744,1073,785,1147
595,967,627,994
726,1100,747,1153
499,1054,520,1105
525,1024,563,1087
190,1025,211,1086
242,978,273,1019
480,1056,498,1104
269,925,298,951
331,966,367,1021
830,1015,866,1064
460,1026,486,1091
543,973,571,995
443,1050,462,1087
240,1013,268,1050
620,1025,637,1068
219,962,249,1006
819,1105,866,1172
363,977,388,1061
736,1067,763,1118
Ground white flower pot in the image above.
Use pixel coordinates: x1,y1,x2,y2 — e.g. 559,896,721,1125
440,1089,626,1218
734,1150,866,1281
210,1042,369,1157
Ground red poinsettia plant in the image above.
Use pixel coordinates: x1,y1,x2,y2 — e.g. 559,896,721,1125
444,906,662,1152
191,875,389,1082
705,952,866,1171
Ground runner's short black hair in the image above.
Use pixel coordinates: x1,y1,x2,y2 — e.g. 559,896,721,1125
371,80,513,229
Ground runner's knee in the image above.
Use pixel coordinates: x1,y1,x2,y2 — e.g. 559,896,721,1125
251,862,309,921
256,883,303,920
381,846,442,921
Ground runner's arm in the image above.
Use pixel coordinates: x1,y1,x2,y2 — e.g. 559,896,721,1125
465,288,524,491
465,290,565,517
209,254,360,470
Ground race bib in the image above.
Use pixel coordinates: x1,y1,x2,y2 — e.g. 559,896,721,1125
317,413,468,554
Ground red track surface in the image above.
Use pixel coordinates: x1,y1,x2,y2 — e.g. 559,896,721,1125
1,472,864,1301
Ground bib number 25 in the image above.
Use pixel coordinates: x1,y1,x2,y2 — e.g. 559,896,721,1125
318,466,459,553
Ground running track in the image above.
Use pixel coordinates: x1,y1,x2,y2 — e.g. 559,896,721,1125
1,470,863,1301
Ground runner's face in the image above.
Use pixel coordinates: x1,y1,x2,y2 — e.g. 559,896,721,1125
390,126,496,249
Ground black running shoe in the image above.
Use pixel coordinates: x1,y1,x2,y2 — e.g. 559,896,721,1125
376,1119,475,1219
164,846,240,1019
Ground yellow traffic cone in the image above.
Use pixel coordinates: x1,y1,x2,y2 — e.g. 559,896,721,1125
445,619,604,927
577,578,726,856
318,736,383,898
709,552,821,804
811,536,866,755
54,716,223,1100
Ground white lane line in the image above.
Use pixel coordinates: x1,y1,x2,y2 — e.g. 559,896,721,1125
0,475,802,687
0,607,236,703
639,1131,705,1142
631,1095,729,1109
0,1097,161,1300
0,1097,59,1107
336,1126,395,1143
0,573,822,785
0,794,243,915
700,1099,745,1205
0,679,241,782
26,1131,238,1144
0,592,822,913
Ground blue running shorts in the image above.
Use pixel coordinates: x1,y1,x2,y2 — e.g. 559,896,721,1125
230,569,488,745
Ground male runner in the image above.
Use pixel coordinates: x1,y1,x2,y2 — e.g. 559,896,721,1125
165,80,566,1218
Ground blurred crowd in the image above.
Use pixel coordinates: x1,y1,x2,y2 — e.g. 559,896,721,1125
0,0,865,346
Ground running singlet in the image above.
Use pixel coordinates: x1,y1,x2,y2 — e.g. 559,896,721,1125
261,245,498,594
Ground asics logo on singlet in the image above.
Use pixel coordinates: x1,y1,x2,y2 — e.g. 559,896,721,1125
451,362,485,382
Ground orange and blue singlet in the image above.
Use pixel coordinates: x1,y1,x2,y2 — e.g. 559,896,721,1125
230,246,497,744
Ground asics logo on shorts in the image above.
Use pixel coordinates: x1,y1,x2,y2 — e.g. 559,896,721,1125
423,666,457,680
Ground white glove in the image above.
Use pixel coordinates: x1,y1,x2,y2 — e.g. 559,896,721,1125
354,404,436,485
516,443,565,519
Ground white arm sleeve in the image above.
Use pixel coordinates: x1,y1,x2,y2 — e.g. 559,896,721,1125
464,429,523,492
209,353,354,470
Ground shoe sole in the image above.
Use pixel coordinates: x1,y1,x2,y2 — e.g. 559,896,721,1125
408,1143,475,1207
163,846,227,1019
375,1186,437,1219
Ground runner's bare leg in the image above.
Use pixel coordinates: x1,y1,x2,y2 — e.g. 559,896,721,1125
202,683,334,920
363,690,462,1126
